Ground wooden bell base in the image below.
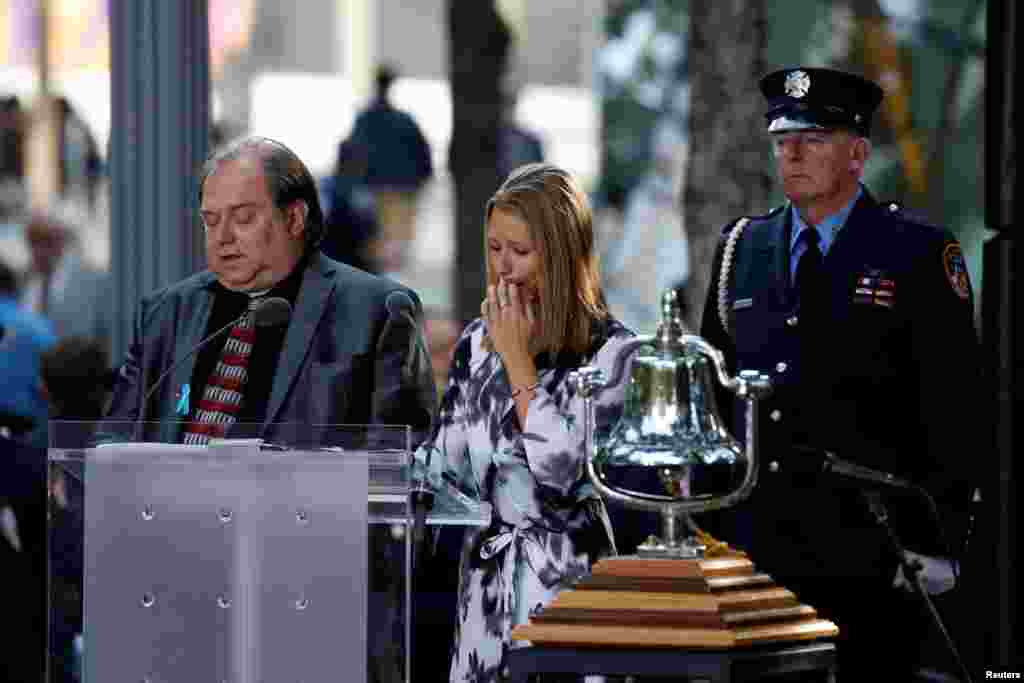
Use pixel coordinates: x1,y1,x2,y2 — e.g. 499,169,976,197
511,555,839,649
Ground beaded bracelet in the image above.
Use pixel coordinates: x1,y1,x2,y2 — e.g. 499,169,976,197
510,381,540,399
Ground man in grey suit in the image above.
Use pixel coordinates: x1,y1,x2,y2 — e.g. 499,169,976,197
106,135,437,445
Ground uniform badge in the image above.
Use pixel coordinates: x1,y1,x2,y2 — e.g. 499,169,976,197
852,269,896,308
784,70,811,98
942,243,971,300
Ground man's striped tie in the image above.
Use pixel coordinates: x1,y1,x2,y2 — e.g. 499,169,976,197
182,298,260,445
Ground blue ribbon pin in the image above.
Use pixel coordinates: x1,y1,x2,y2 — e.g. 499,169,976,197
176,384,190,416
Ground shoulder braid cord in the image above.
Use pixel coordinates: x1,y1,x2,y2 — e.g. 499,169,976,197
716,217,750,337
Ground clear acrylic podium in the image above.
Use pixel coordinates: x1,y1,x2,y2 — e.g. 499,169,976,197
47,421,490,683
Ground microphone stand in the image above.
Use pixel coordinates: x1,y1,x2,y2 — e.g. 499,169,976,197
860,490,974,683
409,485,434,552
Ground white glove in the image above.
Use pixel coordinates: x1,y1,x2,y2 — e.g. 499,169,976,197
892,550,956,595
1,505,21,552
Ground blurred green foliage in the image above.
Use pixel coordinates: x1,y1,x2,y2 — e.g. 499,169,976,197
599,0,988,306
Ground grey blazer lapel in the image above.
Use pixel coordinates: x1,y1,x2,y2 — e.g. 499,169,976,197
160,274,215,440
263,254,337,430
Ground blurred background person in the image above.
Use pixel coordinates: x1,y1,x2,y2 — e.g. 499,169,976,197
55,96,104,215
348,63,433,274
0,95,28,269
495,85,544,183
40,336,112,683
320,137,380,274
20,205,111,355
41,335,113,426
0,413,48,683
601,115,689,335
0,335,110,683
0,95,25,186
0,260,57,445
415,163,638,682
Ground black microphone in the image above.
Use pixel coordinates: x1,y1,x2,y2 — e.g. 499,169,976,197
382,289,425,381
138,296,293,421
380,288,435,411
820,450,913,490
253,296,292,327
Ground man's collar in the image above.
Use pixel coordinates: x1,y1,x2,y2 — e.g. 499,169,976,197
789,185,863,256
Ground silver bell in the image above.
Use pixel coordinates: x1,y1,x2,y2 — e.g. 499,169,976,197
571,290,772,558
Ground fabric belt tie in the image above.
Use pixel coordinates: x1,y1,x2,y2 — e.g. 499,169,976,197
479,521,543,642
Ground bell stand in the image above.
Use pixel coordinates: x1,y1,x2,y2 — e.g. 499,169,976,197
634,505,705,559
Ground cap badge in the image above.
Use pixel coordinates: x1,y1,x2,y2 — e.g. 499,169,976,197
784,70,811,98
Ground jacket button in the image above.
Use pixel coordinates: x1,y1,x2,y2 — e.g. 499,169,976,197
786,316,799,327
769,460,780,473
775,362,788,373
769,409,782,422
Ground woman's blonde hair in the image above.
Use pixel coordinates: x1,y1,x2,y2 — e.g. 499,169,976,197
485,163,607,356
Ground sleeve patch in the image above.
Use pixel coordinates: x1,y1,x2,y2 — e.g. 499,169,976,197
942,243,971,300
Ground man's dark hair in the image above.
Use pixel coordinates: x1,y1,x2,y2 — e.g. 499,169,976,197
40,336,112,420
198,135,326,251
0,95,24,182
0,262,14,347
375,64,397,97
0,260,18,297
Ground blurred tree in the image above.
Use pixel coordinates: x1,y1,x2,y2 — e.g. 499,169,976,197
447,0,511,327
918,0,985,224
839,0,985,222
597,1,690,211
682,0,772,332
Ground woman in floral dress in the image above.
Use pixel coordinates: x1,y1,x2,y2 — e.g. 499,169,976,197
416,163,639,682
